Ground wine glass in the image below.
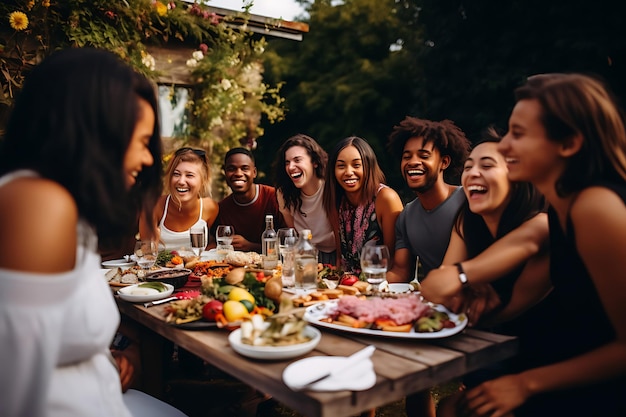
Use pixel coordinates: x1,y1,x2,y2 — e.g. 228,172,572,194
190,225,207,257
134,240,158,270
215,225,234,250
360,244,390,295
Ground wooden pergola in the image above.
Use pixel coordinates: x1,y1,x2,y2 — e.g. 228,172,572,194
149,6,309,85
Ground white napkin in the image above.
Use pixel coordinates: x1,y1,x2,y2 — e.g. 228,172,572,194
283,356,376,391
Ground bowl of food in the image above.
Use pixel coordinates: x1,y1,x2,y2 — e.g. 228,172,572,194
228,313,321,360
145,268,191,289
229,325,321,360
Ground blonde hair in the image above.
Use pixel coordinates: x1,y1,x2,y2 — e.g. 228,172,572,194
164,147,211,199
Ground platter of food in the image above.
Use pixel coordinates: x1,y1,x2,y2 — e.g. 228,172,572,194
304,295,467,339
105,265,160,287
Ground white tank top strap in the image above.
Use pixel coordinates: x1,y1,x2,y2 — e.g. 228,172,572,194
0,169,39,188
159,195,171,229
197,197,203,222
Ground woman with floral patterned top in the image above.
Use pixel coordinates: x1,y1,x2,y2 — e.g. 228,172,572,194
323,136,403,272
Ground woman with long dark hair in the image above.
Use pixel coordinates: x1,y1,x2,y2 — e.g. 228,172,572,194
323,136,403,272
0,48,186,417
425,74,626,416
273,134,335,264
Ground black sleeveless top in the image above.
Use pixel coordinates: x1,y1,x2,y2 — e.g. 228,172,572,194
516,182,626,416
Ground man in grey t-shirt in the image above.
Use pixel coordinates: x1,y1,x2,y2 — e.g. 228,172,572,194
386,116,471,281
385,118,470,417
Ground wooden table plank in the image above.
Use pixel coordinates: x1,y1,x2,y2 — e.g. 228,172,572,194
116,298,518,417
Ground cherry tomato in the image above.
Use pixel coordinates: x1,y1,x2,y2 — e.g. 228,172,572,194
256,271,265,281
340,275,359,286
202,300,224,322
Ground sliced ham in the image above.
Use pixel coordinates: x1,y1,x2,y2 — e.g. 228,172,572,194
333,294,430,325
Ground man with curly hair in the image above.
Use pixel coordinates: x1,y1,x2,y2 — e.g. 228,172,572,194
386,116,471,282
385,117,471,417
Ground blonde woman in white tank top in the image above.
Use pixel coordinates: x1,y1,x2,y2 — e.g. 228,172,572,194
139,147,218,251
274,134,336,265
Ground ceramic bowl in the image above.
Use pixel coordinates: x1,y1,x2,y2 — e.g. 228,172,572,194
145,268,191,289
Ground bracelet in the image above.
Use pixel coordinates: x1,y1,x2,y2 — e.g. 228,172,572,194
454,262,469,287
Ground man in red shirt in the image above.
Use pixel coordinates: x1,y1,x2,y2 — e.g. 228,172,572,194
211,147,286,253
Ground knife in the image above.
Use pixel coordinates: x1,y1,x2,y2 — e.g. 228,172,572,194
143,296,178,308
294,345,376,390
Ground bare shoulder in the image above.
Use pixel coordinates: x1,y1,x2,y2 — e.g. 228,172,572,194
521,212,549,234
571,186,626,222
377,186,403,207
202,197,219,226
0,177,76,217
203,197,219,215
0,178,78,272
570,187,626,246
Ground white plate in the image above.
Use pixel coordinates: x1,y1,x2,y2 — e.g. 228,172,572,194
304,300,467,339
228,326,321,360
201,249,224,261
117,283,174,303
386,283,415,294
283,356,376,392
102,258,135,269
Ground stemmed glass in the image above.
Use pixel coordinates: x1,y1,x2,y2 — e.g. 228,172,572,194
190,225,207,257
215,225,234,252
134,240,158,270
360,244,390,295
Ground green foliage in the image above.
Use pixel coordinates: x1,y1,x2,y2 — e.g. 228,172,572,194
0,0,285,161
259,0,421,197
260,0,626,202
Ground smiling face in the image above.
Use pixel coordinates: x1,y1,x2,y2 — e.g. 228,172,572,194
498,98,564,189
334,145,364,195
285,145,317,191
170,160,203,203
401,136,449,194
224,152,257,195
462,142,511,219
123,98,155,189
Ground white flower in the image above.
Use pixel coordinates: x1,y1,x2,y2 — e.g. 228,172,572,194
210,116,223,128
141,52,156,71
221,79,232,90
192,50,204,61
186,58,198,68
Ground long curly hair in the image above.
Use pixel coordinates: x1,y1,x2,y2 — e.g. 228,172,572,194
273,134,327,213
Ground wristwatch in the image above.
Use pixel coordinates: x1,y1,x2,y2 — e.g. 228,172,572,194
454,262,469,287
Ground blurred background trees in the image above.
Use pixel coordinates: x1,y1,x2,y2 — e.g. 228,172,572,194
258,0,626,201
2,0,624,201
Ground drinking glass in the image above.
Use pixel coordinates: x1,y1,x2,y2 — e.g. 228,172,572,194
360,245,390,295
190,225,207,257
281,236,298,288
134,240,158,270
277,228,297,261
215,225,234,249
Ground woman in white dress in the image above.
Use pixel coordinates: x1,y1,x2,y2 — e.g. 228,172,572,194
273,134,336,264
0,48,186,417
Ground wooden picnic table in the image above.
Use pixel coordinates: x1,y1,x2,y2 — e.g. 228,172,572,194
116,298,517,417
